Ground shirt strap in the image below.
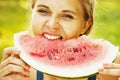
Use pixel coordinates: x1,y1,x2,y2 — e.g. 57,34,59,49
37,71,43,80
88,75,96,80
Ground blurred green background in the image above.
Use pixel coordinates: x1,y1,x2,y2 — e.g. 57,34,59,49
0,0,120,61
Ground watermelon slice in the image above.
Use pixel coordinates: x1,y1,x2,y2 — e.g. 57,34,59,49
14,31,118,78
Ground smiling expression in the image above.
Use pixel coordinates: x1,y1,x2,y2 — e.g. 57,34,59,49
31,0,91,40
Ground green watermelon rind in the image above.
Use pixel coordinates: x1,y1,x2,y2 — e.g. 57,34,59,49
14,32,119,78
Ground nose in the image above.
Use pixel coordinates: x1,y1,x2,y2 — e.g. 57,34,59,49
46,15,60,30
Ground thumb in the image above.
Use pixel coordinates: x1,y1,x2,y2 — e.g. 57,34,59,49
2,47,21,61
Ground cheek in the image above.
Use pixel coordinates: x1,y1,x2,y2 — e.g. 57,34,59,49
61,21,84,36
32,13,47,34
32,14,45,27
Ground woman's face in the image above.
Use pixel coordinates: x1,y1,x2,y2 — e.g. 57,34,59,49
32,0,90,40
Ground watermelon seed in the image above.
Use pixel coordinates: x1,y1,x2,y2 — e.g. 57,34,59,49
73,48,78,52
47,53,53,60
77,48,82,52
82,54,86,57
53,53,56,56
67,48,73,52
52,49,59,53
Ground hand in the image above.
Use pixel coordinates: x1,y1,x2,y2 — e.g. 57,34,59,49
98,63,120,76
0,47,30,80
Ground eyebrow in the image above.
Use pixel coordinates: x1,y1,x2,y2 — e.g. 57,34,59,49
37,4,49,9
37,5,76,15
62,10,76,15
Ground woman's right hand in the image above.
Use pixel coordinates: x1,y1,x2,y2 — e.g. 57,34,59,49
0,47,31,80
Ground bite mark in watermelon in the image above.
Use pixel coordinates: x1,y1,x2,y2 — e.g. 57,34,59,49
14,31,118,78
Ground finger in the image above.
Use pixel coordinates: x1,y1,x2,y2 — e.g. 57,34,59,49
2,47,20,61
103,63,120,69
0,57,30,70
0,64,30,77
98,68,120,76
0,73,30,80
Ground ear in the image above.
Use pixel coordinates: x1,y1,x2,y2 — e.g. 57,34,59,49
81,18,93,34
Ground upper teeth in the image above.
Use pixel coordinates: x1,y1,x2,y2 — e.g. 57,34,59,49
44,34,60,40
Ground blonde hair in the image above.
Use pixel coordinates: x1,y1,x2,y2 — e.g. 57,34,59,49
31,0,96,34
81,0,96,34
31,0,36,8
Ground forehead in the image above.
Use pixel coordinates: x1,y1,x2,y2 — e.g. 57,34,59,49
35,0,83,12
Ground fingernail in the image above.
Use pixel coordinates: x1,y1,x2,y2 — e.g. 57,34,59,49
14,48,21,53
98,69,104,72
26,65,30,69
103,63,111,68
103,64,109,66
25,69,30,73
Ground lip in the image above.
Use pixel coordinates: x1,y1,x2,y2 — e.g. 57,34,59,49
42,32,62,40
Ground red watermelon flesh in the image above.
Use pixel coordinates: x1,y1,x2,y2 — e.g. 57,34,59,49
14,31,118,78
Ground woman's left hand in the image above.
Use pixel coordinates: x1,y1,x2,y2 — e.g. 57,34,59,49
98,63,120,76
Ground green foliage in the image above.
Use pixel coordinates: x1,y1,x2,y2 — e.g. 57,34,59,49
90,1,120,46
0,0,120,61
0,0,28,60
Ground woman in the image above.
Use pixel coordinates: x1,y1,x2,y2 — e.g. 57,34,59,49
0,0,120,80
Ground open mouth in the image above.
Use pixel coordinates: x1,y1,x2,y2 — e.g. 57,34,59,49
43,33,62,40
